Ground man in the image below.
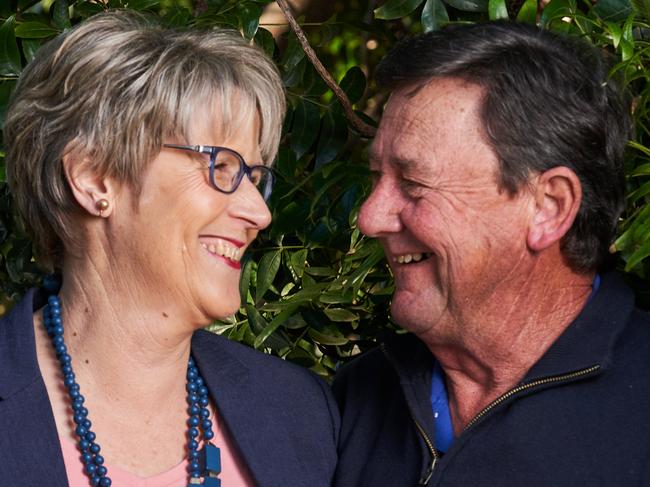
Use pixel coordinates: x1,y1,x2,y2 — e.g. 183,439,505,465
333,22,650,486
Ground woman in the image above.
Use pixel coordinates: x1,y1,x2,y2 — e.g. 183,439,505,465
0,10,338,487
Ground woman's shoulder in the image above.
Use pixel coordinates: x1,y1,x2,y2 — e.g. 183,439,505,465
191,329,335,403
191,329,339,485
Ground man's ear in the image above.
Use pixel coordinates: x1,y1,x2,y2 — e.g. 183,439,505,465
527,166,582,252
62,150,117,218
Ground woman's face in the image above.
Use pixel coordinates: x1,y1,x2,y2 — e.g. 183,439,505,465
110,111,271,325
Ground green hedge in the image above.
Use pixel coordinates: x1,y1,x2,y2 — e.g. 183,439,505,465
1,0,649,379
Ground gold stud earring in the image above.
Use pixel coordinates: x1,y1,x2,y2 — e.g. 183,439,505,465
95,199,109,217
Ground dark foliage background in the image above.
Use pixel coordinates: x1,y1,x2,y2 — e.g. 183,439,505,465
1,0,649,378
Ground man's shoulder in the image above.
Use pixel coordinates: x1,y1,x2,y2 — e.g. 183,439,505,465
332,333,427,402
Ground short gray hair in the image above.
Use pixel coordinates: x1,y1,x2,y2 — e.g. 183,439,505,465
4,10,285,269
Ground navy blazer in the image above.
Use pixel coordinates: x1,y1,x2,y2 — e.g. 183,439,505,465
0,289,339,486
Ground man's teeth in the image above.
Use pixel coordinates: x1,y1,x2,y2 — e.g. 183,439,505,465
393,253,426,264
201,241,242,262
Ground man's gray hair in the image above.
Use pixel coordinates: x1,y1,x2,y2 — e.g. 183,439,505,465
4,10,285,268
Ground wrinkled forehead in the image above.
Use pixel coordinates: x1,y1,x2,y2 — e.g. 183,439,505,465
370,78,486,166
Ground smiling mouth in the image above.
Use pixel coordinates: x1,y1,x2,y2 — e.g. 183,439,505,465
201,241,242,263
392,253,432,264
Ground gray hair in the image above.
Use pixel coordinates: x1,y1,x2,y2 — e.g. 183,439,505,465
4,10,285,269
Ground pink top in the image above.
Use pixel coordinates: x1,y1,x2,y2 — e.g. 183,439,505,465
59,413,256,487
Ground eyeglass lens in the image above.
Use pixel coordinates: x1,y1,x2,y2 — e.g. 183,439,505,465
211,149,273,200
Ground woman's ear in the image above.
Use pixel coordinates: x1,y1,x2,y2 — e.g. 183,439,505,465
527,166,582,252
62,149,117,218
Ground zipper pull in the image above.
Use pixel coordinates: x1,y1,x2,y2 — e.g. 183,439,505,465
418,456,437,486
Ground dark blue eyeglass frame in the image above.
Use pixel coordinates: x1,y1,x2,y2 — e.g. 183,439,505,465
163,143,275,201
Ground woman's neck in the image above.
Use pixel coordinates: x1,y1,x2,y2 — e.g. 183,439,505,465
34,260,203,475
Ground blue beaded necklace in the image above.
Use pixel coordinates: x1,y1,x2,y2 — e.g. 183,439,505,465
43,294,223,487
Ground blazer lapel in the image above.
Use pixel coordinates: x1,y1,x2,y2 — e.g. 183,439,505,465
0,289,68,486
192,331,305,487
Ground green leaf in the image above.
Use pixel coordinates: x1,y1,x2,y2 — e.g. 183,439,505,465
632,0,650,20
421,0,449,32
255,250,282,302
290,99,320,159
72,2,105,17
516,0,537,23
619,16,634,61
630,162,650,176
126,0,161,9
21,38,42,64
488,0,508,18
604,22,621,49
253,305,296,348
282,33,305,71
254,27,275,56
239,2,262,39
593,0,632,21
14,21,60,39
540,0,574,27
161,7,193,27
0,81,16,128
374,0,425,19
51,0,71,30
282,56,306,88
18,0,38,9
304,266,337,277
442,0,488,12
628,180,650,203
239,258,254,305
323,308,359,322
625,240,650,271
319,290,354,304
288,248,308,280
315,104,348,167
339,66,366,105
627,140,650,157
0,17,21,76
308,326,349,346
281,313,308,330
246,303,269,333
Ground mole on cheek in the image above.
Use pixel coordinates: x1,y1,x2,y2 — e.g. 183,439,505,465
162,312,169,318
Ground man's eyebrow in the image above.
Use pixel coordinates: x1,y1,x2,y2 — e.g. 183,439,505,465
367,146,422,173
391,155,424,173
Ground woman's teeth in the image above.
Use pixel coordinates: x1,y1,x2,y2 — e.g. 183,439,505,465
201,241,242,262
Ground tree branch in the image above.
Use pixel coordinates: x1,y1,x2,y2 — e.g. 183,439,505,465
275,0,377,138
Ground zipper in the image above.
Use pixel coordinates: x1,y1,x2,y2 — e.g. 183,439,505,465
413,417,437,485
380,343,438,486
383,340,601,486
464,364,601,431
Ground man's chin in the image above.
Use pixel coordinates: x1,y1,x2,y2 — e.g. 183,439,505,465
391,295,443,336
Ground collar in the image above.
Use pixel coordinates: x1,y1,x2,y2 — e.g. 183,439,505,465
0,288,44,400
192,331,315,487
524,271,633,380
382,272,636,438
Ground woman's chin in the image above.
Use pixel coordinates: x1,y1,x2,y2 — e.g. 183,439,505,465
201,298,241,323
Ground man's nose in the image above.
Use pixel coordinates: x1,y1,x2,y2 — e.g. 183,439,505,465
358,179,403,237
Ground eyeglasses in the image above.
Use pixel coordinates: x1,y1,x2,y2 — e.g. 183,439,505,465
163,144,274,201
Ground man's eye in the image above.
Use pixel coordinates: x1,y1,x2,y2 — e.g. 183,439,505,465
400,178,425,196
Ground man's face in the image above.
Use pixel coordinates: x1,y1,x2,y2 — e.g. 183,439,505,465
359,78,534,340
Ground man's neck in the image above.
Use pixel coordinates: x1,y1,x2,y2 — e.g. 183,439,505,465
418,260,594,434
